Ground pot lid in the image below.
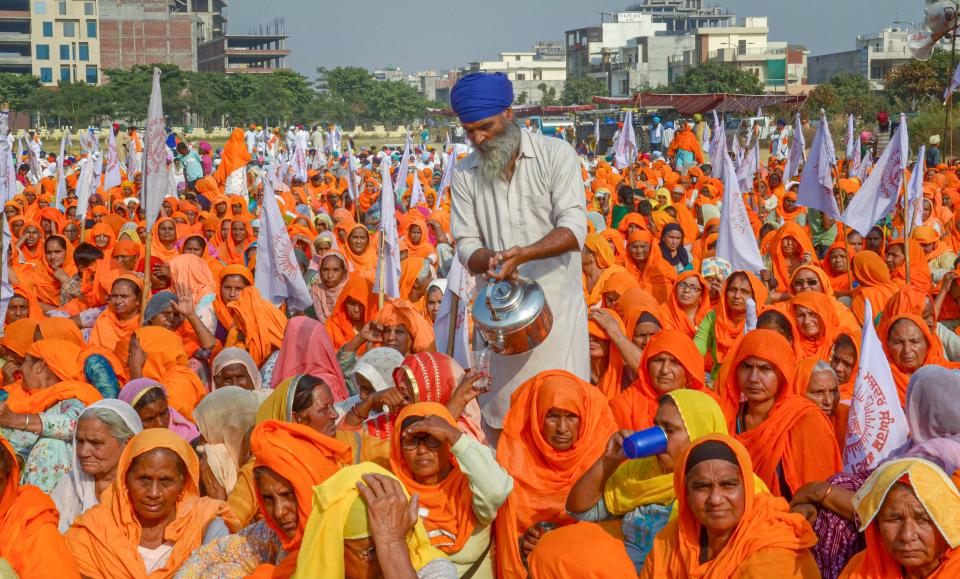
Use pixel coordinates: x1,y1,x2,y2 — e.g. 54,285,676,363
488,279,524,313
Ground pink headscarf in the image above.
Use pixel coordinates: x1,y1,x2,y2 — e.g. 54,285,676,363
268,316,349,400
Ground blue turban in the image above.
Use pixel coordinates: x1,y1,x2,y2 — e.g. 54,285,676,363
450,73,513,123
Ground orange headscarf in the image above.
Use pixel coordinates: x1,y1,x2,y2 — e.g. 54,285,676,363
768,222,820,292
879,313,954,406
642,435,819,578
213,264,253,332
249,419,351,570
583,233,628,307
88,273,143,356
222,217,253,266
790,291,840,360
389,403,478,554
399,255,426,302
403,215,436,260
712,271,769,362
610,329,711,430
150,216,182,263
24,233,76,307
8,283,43,322
587,312,625,400
887,238,932,295
722,330,842,497
342,223,378,280
612,287,662,339
822,240,853,292
528,521,637,579
324,276,378,350
66,429,240,578
850,250,899,325
494,370,617,578
133,327,207,421
1,318,40,358
624,228,677,303
4,340,102,413
227,286,288,367
0,435,82,578
376,300,436,353
658,271,710,339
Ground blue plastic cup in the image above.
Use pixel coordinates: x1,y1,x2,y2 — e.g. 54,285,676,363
622,426,668,459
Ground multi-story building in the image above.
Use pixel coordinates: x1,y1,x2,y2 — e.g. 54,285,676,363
567,2,737,96
0,0,33,76
197,18,289,74
24,0,101,85
808,26,911,90
667,17,808,91
460,44,566,104
98,0,196,73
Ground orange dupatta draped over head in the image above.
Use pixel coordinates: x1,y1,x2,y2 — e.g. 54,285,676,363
376,300,435,353
389,403,478,554
642,435,819,578
27,233,77,307
879,313,953,406
494,370,617,578
0,435,81,578
342,223,378,280
226,286,288,367
587,312,625,400
88,274,143,357
823,240,853,292
610,329,710,430
529,521,637,579
722,330,842,498
66,429,240,579
403,215,436,260
713,271,769,362
248,420,351,576
133,327,206,421
658,270,710,339
325,276,378,350
769,222,820,292
790,291,840,360
5,340,102,414
850,250,899,325
624,229,676,303
150,216,182,263
583,233,627,307
887,238,932,295
213,264,253,331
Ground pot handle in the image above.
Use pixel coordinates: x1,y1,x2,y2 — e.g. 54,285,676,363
486,265,503,321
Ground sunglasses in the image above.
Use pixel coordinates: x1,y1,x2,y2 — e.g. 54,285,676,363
401,433,442,451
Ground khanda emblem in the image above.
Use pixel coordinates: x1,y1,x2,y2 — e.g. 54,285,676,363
879,150,902,198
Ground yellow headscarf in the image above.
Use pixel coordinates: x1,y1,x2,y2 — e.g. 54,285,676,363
256,375,299,423
292,463,448,578
853,458,960,544
603,390,732,515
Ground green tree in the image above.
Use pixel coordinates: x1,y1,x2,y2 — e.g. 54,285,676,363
669,62,764,94
885,50,953,108
561,76,607,105
537,83,558,106
0,73,41,111
514,91,528,106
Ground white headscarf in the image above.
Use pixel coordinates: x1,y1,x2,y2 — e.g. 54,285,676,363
193,386,259,494
212,347,264,391
51,399,142,533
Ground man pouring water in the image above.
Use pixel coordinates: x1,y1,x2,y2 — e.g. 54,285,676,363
449,72,590,441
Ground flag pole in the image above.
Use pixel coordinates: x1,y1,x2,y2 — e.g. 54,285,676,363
833,163,855,291
445,293,460,357
901,167,911,286
377,227,386,309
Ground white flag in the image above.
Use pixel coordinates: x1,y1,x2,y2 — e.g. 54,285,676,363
432,256,475,369
841,113,909,236
856,148,872,183
593,118,600,152
796,109,841,220
851,129,863,176
374,161,401,299
0,218,12,330
143,68,167,233
845,114,856,159
409,170,425,208
54,134,68,210
710,111,726,180
843,300,910,473
103,126,122,190
254,175,313,311
292,132,308,182
394,137,412,195
435,144,462,211
736,138,759,194
946,61,960,102
783,112,806,182
75,155,96,220
730,134,744,165
613,111,637,170
346,148,359,202
905,145,926,234
716,153,764,273
0,109,13,204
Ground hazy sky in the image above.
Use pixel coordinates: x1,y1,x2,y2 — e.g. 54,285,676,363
227,0,923,78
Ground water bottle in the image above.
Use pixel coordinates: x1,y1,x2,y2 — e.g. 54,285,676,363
622,426,668,459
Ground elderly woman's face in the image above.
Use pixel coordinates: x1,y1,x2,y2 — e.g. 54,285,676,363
887,319,928,373
256,467,298,539
886,244,906,271
541,408,580,451
125,448,186,526
293,384,338,438
633,321,660,351
805,370,840,415
348,228,368,255
400,423,451,482
794,305,822,339
629,240,651,262
829,248,848,273
76,415,126,480
685,459,745,536
791,269,822,294
214,363,255,390
647,351,687,394
877,483,949,573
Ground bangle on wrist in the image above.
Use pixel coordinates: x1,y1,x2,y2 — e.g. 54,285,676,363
351,404,368,421
23,414,30,430
821,484,833,503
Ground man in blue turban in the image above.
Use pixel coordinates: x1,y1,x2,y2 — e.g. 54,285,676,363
448,72,590,443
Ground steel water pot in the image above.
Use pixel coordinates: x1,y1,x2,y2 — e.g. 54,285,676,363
472,275,553,355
